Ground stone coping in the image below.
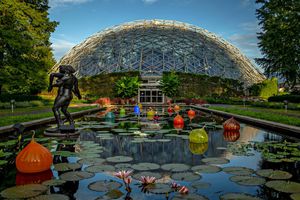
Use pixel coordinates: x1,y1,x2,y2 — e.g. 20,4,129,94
191,105,300,138
0,107,102,135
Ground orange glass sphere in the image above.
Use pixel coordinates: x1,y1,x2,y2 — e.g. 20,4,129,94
223,131,240,142
223,117,240,131
187,109,196,120
173,114,184,129
16,138,53,173
174,105,180,113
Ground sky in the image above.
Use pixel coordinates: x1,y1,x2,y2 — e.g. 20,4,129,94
49,0,262,70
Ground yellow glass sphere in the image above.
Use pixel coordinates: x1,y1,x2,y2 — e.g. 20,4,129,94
189,128,208,143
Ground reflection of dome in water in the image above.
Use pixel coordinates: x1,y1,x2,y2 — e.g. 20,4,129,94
189,142,208,155
223,131,240,142
53,19,265,85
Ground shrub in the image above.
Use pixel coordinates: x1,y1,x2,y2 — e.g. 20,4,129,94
268,94,300,103
0,94,43,102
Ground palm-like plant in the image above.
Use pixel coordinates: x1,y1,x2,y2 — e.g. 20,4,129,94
159,71,180,99
114,76,140,99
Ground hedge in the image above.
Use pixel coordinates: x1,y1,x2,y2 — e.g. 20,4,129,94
268,94,300,103
0,94,43,102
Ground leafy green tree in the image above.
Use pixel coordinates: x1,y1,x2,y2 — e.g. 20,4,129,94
114,76,141,99
159,71,180,99
0,0,58,94
256,0,300,88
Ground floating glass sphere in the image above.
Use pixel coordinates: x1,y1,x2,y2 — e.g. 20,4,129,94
187,109,196,120
173,114,184,129
189,128,208,143
223,117,240,131
134,105,140,115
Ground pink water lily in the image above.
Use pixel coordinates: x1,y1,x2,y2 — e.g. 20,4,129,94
124,176,132,184
140,176,156,185
114,170,133,179
178,186,189,194
171,182,180,189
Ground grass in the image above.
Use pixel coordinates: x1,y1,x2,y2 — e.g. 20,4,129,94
210,106,300,127
0,106,97,127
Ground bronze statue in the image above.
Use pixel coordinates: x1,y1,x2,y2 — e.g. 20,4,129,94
48,65,81,132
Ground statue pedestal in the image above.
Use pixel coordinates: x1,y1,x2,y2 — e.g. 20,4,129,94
44,125,79,137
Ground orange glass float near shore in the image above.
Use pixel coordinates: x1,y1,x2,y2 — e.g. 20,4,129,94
187,109,196,121
16,134,53,173
174,105,180,113
173,114,184,129
223,117,240,131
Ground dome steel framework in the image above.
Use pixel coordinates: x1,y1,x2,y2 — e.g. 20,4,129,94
53,20,265,85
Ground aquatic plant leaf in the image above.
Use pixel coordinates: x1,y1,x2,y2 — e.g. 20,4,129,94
190,182,211,189
145,183,173,194
290,193,300,200
54,163,82,172
52,151,77,157
164,134,180,137
103,189,124,199
131,162,160,171
88,180,122,192
85,165,115,173
0,140,18,148
29,194,69,200
0,184,47,199
230,175,266,186
118,133,134,136
220,193,262,200
223,167,254,176
133,171,162,180
171,172,201,181
191,165,221,174
201,157,229,165
173,194,209,200
77,158,106,165
161,163,190,172
112,129,127,133
60,171,94,181
0,160,8,166
106,156,133,163
156,139,171,142
114,163,132,171
265,180,300,193
42,179,66,186
256,169,292,180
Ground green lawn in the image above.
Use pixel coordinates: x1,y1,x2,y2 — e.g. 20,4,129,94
0,106,97,127
210,106,300,127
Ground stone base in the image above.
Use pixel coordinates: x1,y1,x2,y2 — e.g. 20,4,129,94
44,127,80,137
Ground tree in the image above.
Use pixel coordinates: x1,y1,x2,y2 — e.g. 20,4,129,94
159,71,180,99
0,0,58,94
255,0,300,89
114,76,141,99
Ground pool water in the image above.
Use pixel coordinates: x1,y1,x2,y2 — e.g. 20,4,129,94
0,107,299,200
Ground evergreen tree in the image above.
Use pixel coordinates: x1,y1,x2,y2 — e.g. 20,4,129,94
0,0,58,94
256,0,300,88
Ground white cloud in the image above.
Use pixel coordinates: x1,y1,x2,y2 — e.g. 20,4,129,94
49,0,93,8
51,38,76,61
142,0,159,4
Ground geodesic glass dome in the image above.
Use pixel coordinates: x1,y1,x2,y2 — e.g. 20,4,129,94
53,20,264,85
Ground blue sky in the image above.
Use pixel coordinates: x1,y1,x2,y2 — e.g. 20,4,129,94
49,0,262,69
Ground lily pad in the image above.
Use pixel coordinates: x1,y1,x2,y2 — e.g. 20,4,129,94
161,163,190,172
133,172,162,180
291,193,300,200
172,194,209,200
223,167,254,176
0,151,13,158
100,189,124,199
76,153,100,158
131,162,160,171
88,180,122,192
106,156,133,163
60,171,94,181
144,183,173,194
157,139,171,142
42,179,66,186
191,165,221,174
190,182,211,189
230,175,266,186
29,194,69,200
85,165,115,173
256,169,292,180
164,134,179,137
201,157,229,165
0,184,48,199
265,180,300,193
54,163,82,172
114,163,132,171
77,158,106,165
220,193,262,200
171,172,201,181
52,151,77,157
